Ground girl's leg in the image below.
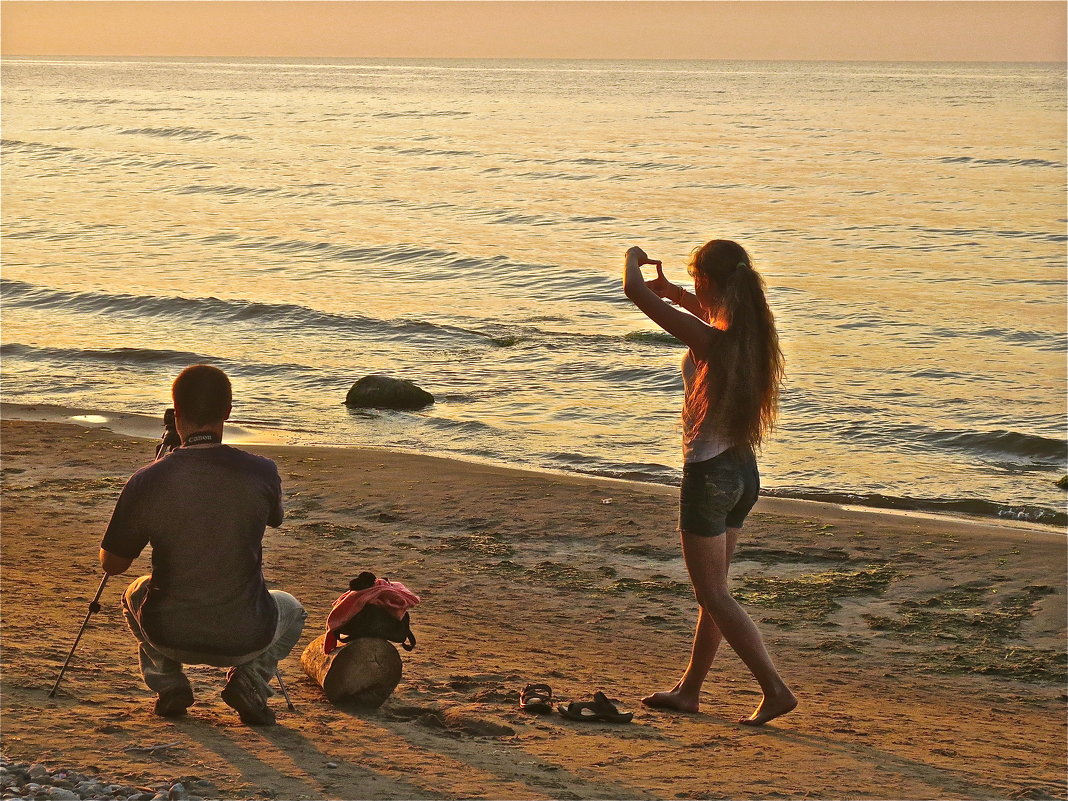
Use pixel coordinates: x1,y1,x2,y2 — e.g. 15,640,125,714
642,528,739,712
682,531,796,725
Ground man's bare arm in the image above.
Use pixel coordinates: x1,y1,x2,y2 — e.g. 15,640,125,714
99,548,133,575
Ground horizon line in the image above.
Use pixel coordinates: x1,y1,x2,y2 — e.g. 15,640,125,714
4,53,1066,65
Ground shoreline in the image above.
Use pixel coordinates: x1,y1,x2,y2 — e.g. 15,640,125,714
3,400,1062,538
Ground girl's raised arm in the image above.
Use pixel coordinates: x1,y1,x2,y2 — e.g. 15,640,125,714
622,246,718,357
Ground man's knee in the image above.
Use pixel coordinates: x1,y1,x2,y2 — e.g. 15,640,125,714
121,575,153,642
270,591,307,638
122,575,152,612
270,590,306,616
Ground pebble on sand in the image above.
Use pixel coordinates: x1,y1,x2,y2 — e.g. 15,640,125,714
0,755,204,801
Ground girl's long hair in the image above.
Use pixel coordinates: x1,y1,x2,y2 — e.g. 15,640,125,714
684,240,784,451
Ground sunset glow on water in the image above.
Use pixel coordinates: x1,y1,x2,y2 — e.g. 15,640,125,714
2,57,1065,524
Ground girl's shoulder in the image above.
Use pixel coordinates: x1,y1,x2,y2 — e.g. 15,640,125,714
687,328,726,363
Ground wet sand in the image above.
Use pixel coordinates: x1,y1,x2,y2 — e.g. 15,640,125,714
1,417,1065,800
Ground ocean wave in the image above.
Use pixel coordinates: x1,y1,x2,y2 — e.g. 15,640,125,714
570,215,618,223
0,279,489,348
39,124,109,132
621,160,695,172
486,334,524,347
471,209,562,226
1,342,212,367
804,303,1062,353
503,154,693,174
421,416,501,437
0,279,699,359
162,183,324,199
762,488,1066,527
933,429,1067,462
100,155,215,170
623,331,684,347
227,236,459,266
596,365,682,392
329,194,618,229
63,98,123,105
548,453,679,485
935,155,1065,169
0,343,349,392
2,138,76,156
908,225,1067,244
514,170,598,181
392,146,480,158
2,138,216,172
927,325,1064,352
168,184,283,197
203,236,627,302
372,110,471,118
837,417,1066,465
673,182,744,190
117,126,252,142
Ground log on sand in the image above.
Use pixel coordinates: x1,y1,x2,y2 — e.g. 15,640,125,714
300,634,402,707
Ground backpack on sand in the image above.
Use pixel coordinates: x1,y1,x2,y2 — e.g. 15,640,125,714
324,572,420,654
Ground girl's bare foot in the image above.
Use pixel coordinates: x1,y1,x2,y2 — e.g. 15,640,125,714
641,689,700,713
739,689,797,725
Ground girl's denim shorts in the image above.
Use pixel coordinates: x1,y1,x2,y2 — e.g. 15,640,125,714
679,447,760,537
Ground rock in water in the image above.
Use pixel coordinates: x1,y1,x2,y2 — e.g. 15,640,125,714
301,634,402,707
1057,475,1068,490
345,375,434,410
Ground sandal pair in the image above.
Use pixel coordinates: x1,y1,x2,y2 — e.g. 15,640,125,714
520,685,633,723
557,691,633,724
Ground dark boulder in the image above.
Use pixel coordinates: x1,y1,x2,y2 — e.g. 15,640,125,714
345,375,434,410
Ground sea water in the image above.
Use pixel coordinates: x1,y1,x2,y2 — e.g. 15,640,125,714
2,57,1065,525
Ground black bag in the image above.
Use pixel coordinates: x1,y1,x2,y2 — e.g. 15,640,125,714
334,605,416,651
332,572,417,651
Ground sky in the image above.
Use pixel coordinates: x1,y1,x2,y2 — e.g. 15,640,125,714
1,1,1065,62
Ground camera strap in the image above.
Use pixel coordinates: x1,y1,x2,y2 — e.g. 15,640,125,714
183,432,222,446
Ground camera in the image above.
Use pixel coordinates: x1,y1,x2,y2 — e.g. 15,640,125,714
155,408,182,459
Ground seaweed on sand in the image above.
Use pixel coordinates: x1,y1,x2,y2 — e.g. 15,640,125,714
735,564,899,624
481,558,691,600
864,583,1065,683
437,532,515,558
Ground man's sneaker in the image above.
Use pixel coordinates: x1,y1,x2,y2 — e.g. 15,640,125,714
154,685,194,718
221,670,276,726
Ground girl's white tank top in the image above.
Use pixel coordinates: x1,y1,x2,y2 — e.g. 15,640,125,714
681,350,731,464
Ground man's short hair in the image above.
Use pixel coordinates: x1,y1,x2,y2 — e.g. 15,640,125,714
172,365,232,426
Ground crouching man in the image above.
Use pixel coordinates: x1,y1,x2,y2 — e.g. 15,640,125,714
99,365,306,725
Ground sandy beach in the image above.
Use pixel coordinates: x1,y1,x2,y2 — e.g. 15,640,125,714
1,415,1065,800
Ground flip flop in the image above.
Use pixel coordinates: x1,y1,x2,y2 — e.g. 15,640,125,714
557,692,634,723
556,701,600,721
590,691,633,723
519,683,553,714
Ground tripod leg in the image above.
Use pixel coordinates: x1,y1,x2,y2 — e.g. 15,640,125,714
275,669,296,712
49,574,110,697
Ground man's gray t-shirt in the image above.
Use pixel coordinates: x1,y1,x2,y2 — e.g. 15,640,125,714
101,444,283,656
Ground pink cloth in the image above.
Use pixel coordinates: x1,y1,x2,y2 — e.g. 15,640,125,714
324,578,420,654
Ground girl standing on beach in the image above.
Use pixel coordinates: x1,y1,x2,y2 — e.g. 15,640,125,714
623,241,796,726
